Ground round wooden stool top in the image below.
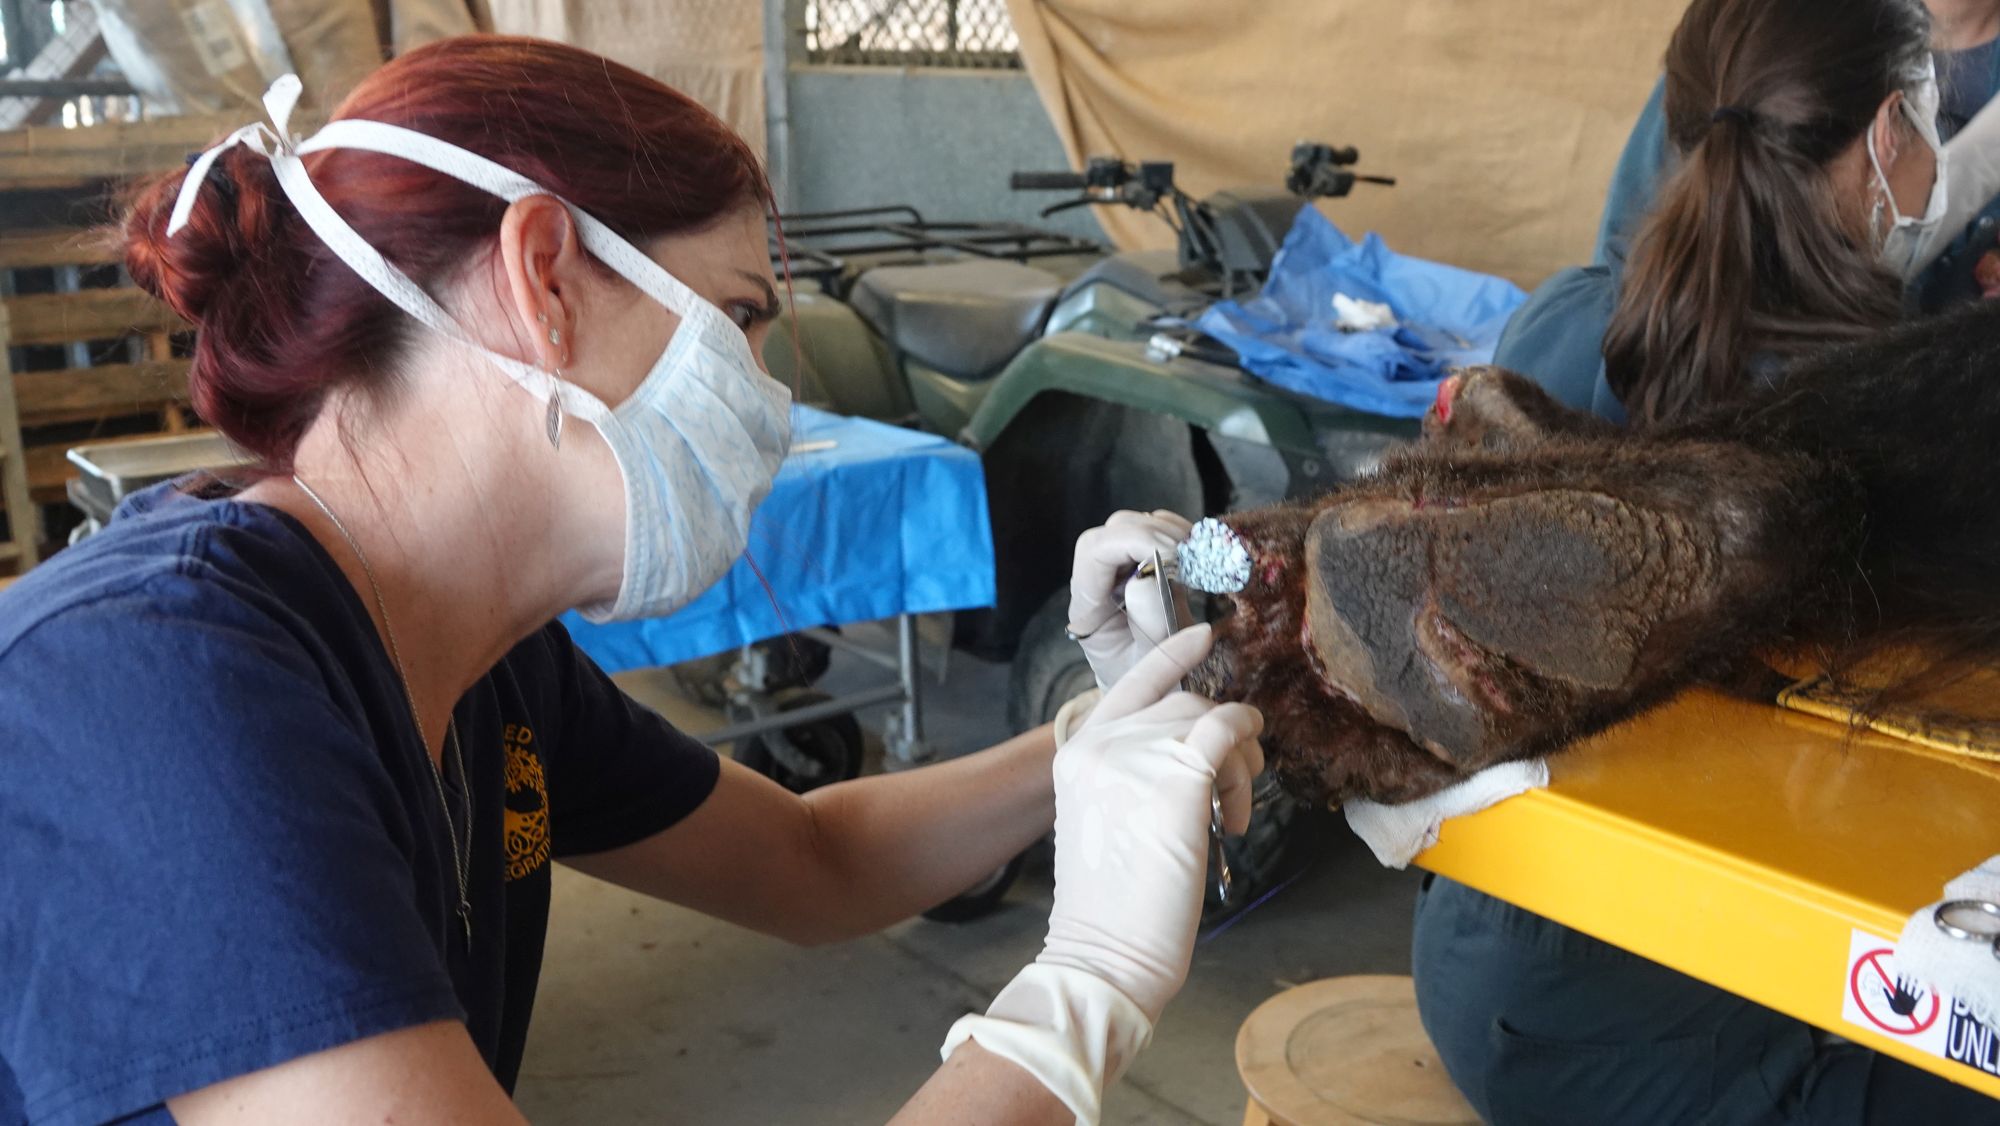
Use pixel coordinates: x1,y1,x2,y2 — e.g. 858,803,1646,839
1235,975,1480,1126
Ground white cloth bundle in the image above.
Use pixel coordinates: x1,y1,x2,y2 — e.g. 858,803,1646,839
1894,854,2000,1028
1343,759,1549,868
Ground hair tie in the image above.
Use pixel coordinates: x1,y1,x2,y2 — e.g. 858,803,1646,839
1710,105,1755,128
184,150,238,206
169,74,301,237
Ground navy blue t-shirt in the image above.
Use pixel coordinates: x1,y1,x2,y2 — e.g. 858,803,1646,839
0,479,719,1125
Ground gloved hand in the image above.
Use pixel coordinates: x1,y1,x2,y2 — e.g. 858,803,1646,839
942,625,1264,1123
1042,622,1266,1017
1067,510,1195,691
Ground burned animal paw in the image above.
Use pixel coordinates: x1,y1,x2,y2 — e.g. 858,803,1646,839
1195,301,2000,805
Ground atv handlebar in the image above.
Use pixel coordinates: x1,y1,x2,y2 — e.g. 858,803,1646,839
1010,170,1090,191
1006,144,1390,297
1284,142,1393,200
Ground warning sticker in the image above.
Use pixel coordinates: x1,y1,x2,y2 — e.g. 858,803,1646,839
1840,929,2000,1079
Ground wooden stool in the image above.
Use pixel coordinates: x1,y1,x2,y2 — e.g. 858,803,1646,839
1236,975,1480,1126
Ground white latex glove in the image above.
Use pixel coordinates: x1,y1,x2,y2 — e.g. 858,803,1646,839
1041,622,1266,1015
1067,510,1195,691
942,625,1265,1123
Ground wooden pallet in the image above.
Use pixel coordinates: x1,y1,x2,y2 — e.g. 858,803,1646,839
0,111,251,191
0,106,339,571
0,229,193,501
0,112,252,570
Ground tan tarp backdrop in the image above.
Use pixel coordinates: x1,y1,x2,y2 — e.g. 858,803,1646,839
482,0,767,157
1005,0,1687,287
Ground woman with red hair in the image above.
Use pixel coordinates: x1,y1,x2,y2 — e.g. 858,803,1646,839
0,37,1261,1125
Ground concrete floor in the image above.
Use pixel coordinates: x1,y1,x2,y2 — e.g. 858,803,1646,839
514,623,1422,1125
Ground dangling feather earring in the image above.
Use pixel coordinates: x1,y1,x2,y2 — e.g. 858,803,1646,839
545,374,565,450
540,314,565,450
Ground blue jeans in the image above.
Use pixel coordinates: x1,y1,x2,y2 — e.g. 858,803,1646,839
1410,874,2000,1125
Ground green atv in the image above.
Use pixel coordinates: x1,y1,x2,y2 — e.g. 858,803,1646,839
762,144,1417,915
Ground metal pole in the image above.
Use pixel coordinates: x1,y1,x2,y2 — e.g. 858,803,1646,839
898,612,925,750
701,682,905,747
802,625,902,673
762,0,801,214
0,78,134,98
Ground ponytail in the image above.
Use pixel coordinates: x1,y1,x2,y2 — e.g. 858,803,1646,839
1601,0,1926,426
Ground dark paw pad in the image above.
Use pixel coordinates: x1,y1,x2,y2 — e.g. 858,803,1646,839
1302,489,1715,765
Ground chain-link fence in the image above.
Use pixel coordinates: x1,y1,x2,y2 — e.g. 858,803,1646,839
805,0,1021,68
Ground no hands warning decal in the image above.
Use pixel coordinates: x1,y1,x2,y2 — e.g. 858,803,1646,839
1840,929,2000,1079
1849,945,1940,1035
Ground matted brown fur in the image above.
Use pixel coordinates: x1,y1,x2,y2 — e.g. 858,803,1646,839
1193,299,2000,805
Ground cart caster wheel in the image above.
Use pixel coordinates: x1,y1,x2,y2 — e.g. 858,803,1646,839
734,690,865,794
923,850,1027,923
675,633,835,709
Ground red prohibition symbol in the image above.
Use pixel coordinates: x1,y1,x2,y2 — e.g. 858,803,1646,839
1850,948,1941,1036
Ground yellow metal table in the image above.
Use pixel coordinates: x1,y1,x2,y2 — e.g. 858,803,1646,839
1414,688,2000,1100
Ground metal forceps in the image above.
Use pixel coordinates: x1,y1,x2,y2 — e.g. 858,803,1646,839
1140,550,1233,905
1933,899,2000,962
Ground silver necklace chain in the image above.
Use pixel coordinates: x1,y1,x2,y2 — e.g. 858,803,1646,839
293,474,473,948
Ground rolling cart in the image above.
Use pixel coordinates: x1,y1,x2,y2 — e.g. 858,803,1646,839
560,404,997,788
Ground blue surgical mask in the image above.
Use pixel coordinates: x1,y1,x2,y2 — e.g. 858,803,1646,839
171,75,793,623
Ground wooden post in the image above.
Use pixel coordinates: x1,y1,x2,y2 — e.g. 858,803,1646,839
0,302,42,570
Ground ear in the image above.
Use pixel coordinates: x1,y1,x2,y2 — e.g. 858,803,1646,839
1871,91,1905,166
497,195,585,371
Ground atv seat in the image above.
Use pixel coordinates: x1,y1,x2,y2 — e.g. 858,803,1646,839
849,259,1062,382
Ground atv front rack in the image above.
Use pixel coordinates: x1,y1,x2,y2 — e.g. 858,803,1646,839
771,205,1102,292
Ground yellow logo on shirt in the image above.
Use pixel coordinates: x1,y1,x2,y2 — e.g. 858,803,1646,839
503,723,550,881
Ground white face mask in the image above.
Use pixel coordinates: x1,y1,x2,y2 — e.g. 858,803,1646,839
1868,57,1950,278
169,75,793,623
